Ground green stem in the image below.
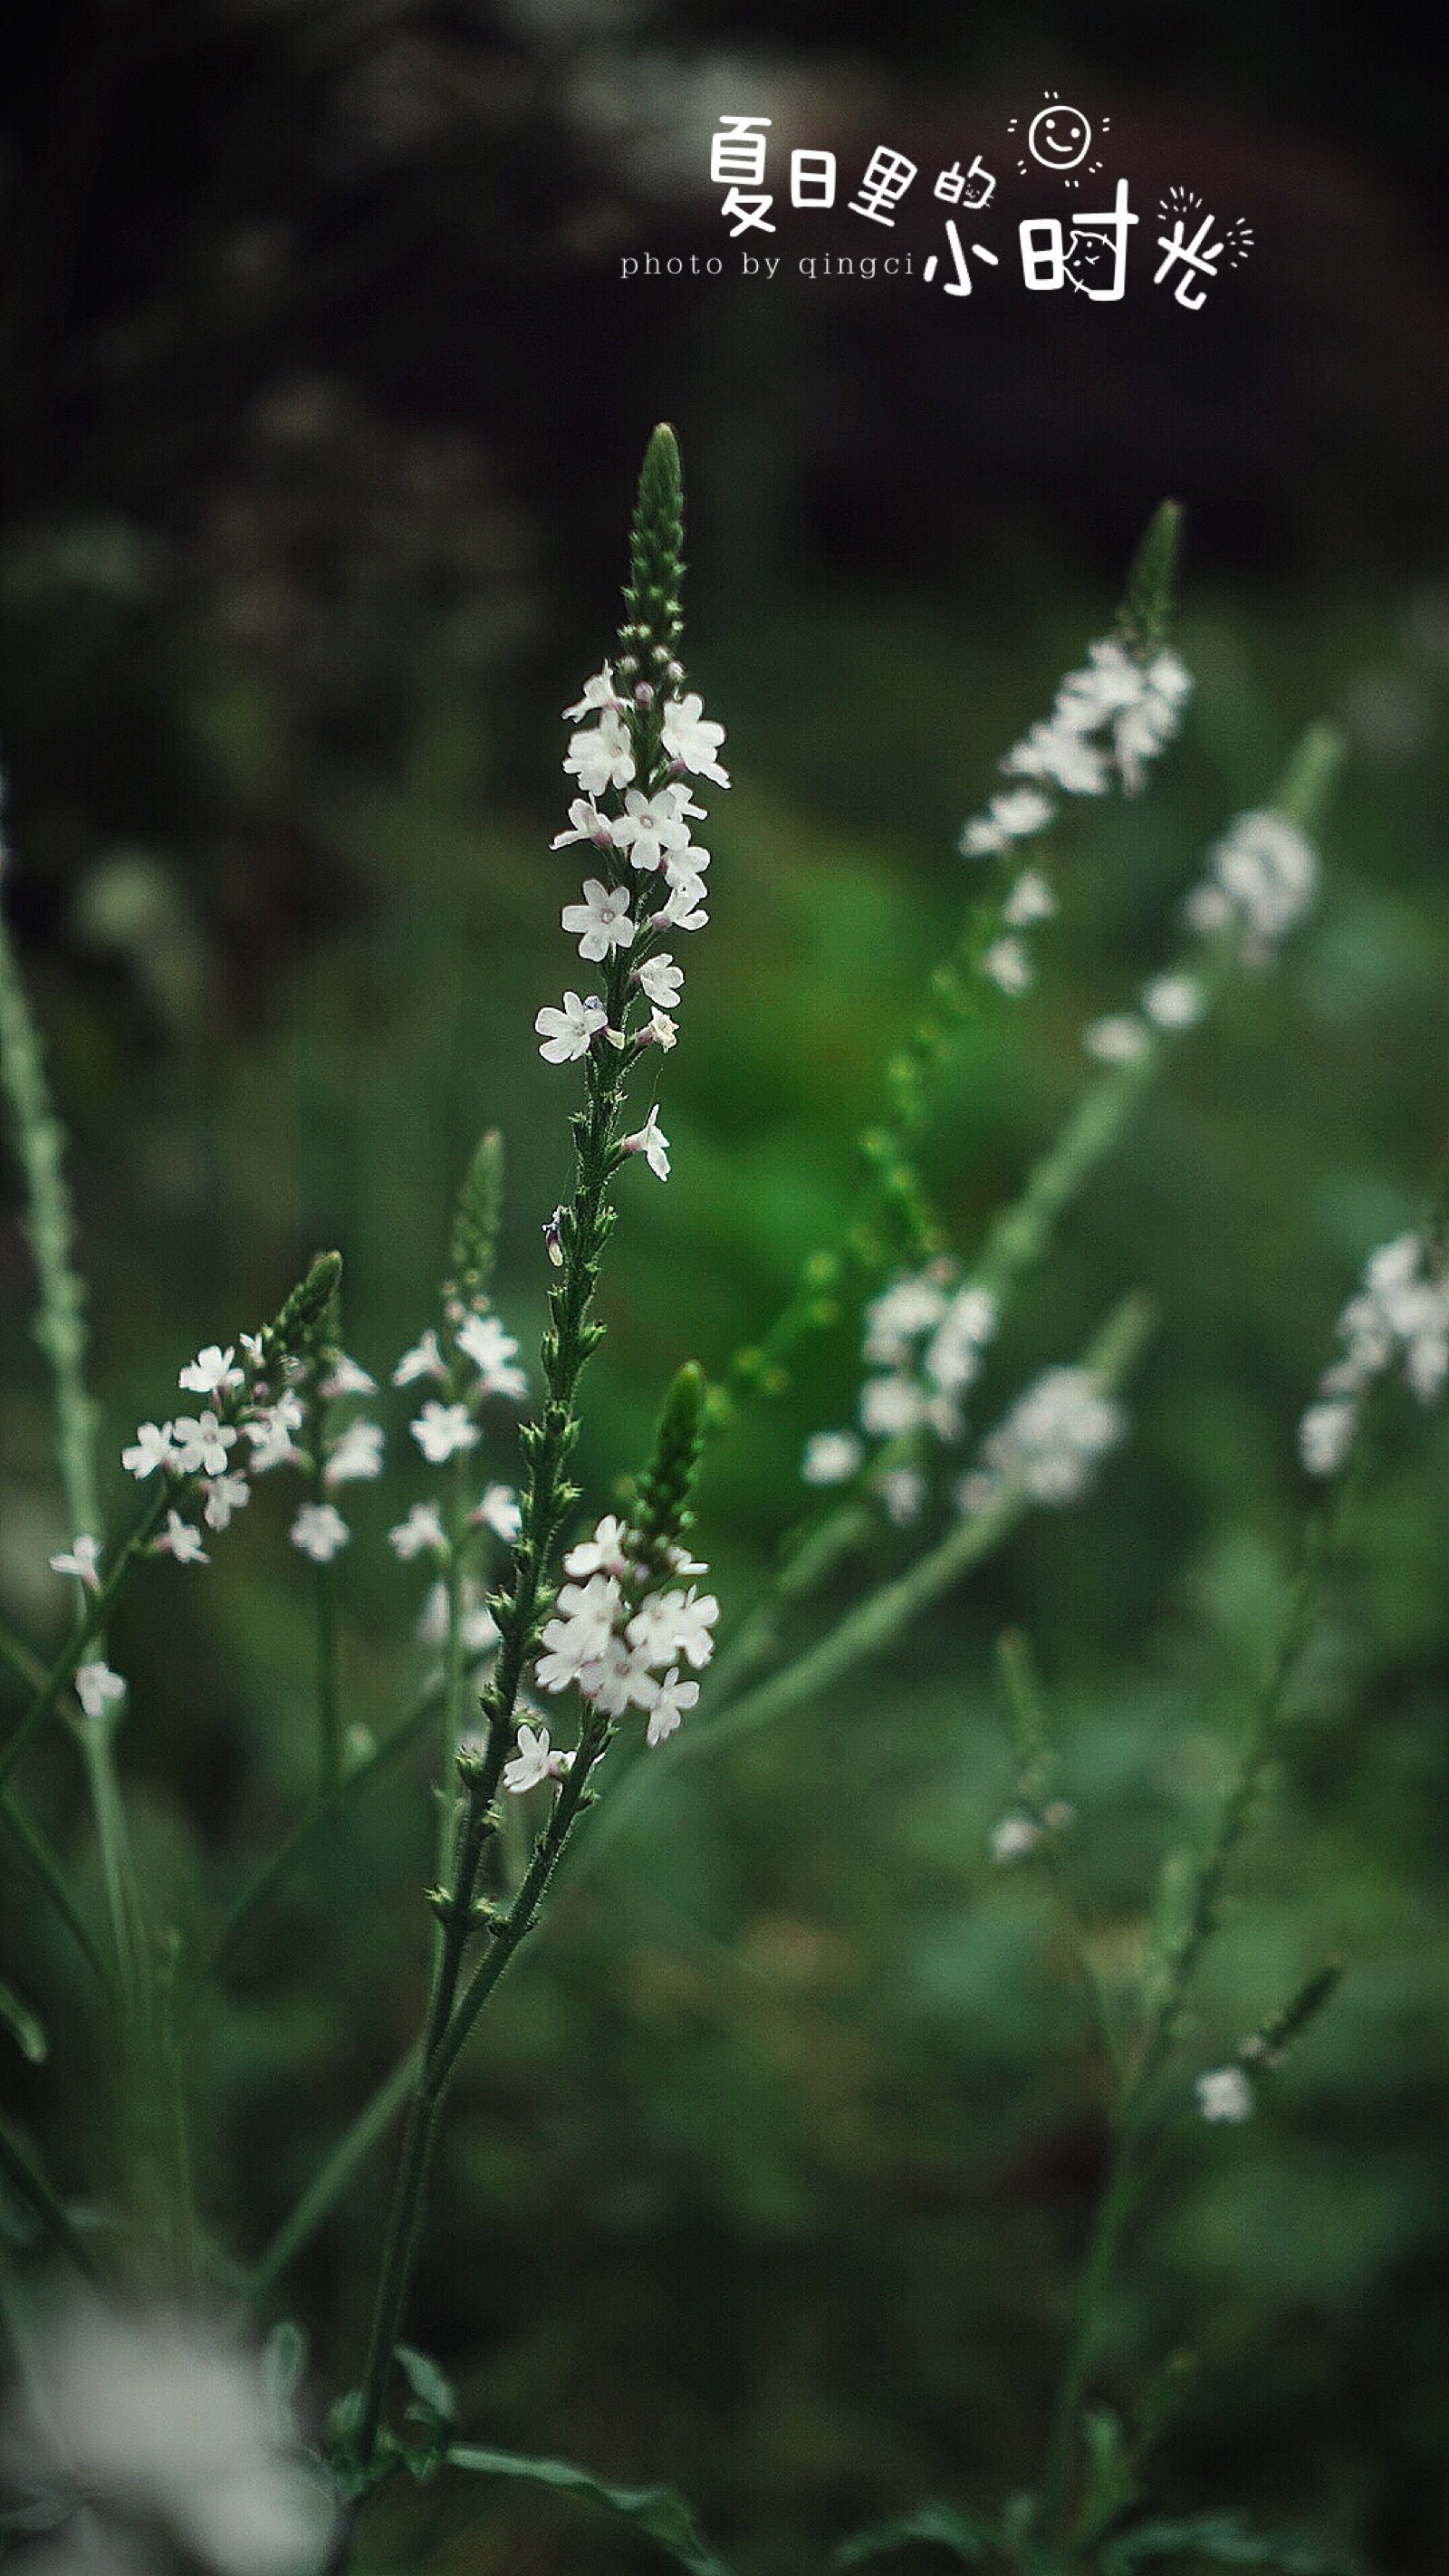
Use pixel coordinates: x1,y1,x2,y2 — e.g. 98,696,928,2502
0,1793,115,1997
437,1447,471,1885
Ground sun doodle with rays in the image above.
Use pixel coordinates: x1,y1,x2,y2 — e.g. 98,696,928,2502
1008,90,1108,180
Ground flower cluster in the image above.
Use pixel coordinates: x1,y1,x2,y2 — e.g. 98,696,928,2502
536,658,728,1112
513,1510,719,1768
1299,1228,1449,1475
962,1366,1125,1514
963,637,1192,998
801,1262,1001,1526
1081,968,1207,1067
1185,807,1319,957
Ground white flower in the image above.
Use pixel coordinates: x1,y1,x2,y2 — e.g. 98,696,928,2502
389,1501,447,1561
122,1421,176,1479
564,709,635,797
860,1375,926,1437
955,1466,1003,1519
628,1584,718,1672
563,663,626,721
801,1430,863,1486
613,785,694,872
535,1575,622,1694
503,1722,557,1794
990,1812,1042,1864
1299,1399,1357,1477
864,1273,950,1368
321,1354,377,1399
1112,649,1192,793
926,1286,999,1399
623,1103,670,1180
0,2297,336,2576
1003,870,1057,927
172,1412,237,1477
644,1007,678,1050
983,1366,1124,1505
651,876,708,933
583,1634,657,1716
1196,2065,1254,2123
178,1344,245,1399
393,1329,447,1387
562,877,635,962
1083,1014,1149,1065
960,786,1056,857
661,691,729,785
291,1503,350,1563
552,795,617,852
636,951,683,1009
981,936,1032,995
1004,720,1110,797
1142,973,1205,1031
663,837,710,888
474,1484,522,1542
411,1401,481,1464
1185,881,1234,937
535,989,608,1062
50,1535,101,1591
158,1511,209,1566
203,1474,251,1532
245,1398,306,1473
1206,808,1319,947
323,1419,384,1488
639,1665,699,1748
74,1661,126,1722
878,1467,926,1525
456,1312,526,1398
563,1515,632,1580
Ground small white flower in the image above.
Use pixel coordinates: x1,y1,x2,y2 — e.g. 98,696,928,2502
503,1722,557,1794
801,1430,863,1487
171,1412,237,1478
1185,881,1233,937
1142,973,1205,1031
50,1535,101,1591
635,952,683,1009
462,1598,501,1657
202,1473,251,1532
1196,2065,1254,2123
456,1312,526,1399
474,1483,522,1542
1299,1399,1357,1477
178,1344,245,1399
878,1466,926,1525
562,878,635,963
651,877,708,934
644,1007,678,1050
122,1421,176,1479
411,1401,481,1464
564,709,635,797
860,1375,926,1438
639,1665,699,1748
393,1329,447,1387
1003,870,1057,927
321,1353,377,1399
864,1273,950,1368
552,796,617,853
245,1397,306,1473
563,1514,632,1580
562,663,626,721
1206,809,1319,947
926,1286,999,1398
74,1661,126,1723
623,1103,671,1180
983,1366,1124,1506
981,936,1033,995
1083,1014,1149,1064
661,691,730,785
389,1501,447,1560
158,1511,209,1565
990,1812,1042,1864
535,989,608,1063
291,1503,350,1563
323,1418,384,1488
613,784,694,872
1005,720,1110,797
629,1584,718,1671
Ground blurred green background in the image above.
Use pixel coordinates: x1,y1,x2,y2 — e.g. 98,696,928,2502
2,5,1448,2570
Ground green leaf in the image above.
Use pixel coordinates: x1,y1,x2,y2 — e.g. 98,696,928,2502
835,2505,996,2565
446,2443,733,2576
1100,2514,1358,2573
1073,2409,1142,2550
396,2343,457,2427
0,1979,45,2063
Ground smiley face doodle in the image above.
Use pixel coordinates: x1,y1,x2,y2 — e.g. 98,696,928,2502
1008,92,1108,182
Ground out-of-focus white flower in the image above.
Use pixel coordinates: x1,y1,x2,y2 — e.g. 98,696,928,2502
1002,869,1057,927
1196,2065,1254,2123
877,1466,926,1525
456,1312,527,1399
1141,972,1205,1031
393,1330,446,1388
203,1474,251,1533
980,935,1032,995
320,1354,376,1400
74,1662,126,1723
122,1422,175,1480
1196,809,1319,950
981,1367,1124,1506
0,2298,336,2576
473,1483,522,1542
860,1375,927,1438
801,1430,863,1486
389,1501,446,1561
990,1812,1042,1864
1299,1226,1449,1474
411,1402,480,1464
290,1504,349,1564
50,1535,101,1591
1084,1014,1149,1065
322,1420,384,1489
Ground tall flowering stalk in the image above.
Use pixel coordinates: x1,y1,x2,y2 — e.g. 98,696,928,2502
346,424,725,2485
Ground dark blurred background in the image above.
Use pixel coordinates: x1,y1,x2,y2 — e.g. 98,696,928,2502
2,5,1449,2570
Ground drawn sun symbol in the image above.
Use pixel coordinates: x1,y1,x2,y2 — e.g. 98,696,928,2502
1007,91,1106,180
